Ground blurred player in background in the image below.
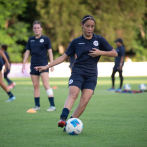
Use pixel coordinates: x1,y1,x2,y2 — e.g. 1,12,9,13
35,15,118,129
1,45,16,89
0,49,16,102
108,38,125,92
22,20,56,111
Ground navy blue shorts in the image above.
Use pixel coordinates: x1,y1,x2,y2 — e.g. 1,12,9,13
30,64,49,75
68,74,97,91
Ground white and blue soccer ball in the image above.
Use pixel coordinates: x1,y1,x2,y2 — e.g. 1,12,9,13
124,84,131,90
139,83,146,91
65,118,83,135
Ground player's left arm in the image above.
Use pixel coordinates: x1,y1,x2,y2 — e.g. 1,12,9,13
48,49,54,72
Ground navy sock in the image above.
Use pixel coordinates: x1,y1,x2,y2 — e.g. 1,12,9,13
34,97,40,107
48,97,55,106
7,91,13,98
60,108,70,119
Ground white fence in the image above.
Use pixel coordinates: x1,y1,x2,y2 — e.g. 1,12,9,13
4,62,147,77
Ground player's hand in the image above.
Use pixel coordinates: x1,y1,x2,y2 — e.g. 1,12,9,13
119,65,122,71
50,67,54,72
22,64,25,73
6,62,10,70
88,48,102,57
34,65,48,72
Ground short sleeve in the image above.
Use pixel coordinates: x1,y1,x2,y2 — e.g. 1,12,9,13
25,38,31,50
65,39,76,57
99,37,113,51
46,37,52,49
120,46,125,56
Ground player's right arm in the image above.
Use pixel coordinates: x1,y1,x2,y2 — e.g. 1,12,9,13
22,50,30,73
0,50,10,70
35,53,68,72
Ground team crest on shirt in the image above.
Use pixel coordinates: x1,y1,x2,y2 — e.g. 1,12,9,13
40,39,44,43
69,79,73,84
93,41,99,46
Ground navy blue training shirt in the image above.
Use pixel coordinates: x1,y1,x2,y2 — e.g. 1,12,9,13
65,34,113,76
114,45,125,69
25,35,52,66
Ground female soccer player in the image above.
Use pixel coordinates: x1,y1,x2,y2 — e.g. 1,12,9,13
108,38,125,92
22,20,56,111
0,49,16,102
1,45,16,89
35,15,118,127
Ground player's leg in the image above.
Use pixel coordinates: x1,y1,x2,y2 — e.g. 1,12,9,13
0,70,15,102
72,89,93,118
58,86,80,127
118,70,123,89
4,69,12,85
40,72,56,111
108,69,117,91
31,75,40,110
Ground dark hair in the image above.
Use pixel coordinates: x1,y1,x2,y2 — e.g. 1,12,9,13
81,15,95,24
1,44,8,51
33,20,42,27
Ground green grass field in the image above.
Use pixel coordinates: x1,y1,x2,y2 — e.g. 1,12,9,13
0,76,147,147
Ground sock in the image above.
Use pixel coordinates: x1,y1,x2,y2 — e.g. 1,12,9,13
48,97,55,106
7,91,13,98
34,97,40,107
70,116,73,119
60,108,70,119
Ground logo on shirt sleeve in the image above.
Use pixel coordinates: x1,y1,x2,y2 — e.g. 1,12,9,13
93,41,99,46
40,39,44,43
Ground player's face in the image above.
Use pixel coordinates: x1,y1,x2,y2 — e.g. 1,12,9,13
82,19,95,37
33,24,42,35
116,42,122,47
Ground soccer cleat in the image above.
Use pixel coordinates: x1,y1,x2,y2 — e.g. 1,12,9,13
58,119,66,128
5,96,16,102
63,127,66,132
107,88,115,91
46,106,56,111
32,106,40,111
8,82,16,89
115,88,122,92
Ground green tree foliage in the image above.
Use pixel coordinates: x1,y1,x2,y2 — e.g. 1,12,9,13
35,0,146,61
0,0,30,62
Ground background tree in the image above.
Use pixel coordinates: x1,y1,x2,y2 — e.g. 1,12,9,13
0,0,30,62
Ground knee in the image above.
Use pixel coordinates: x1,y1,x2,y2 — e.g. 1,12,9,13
43,84,50,90
33,84,39,89
68,92,78,100
80,99,89,108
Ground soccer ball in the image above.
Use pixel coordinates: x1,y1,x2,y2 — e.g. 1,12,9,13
124,84,131,90
65,118,83,135
139,83,146,91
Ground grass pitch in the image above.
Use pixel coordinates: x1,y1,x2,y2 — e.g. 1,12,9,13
0,76,147,147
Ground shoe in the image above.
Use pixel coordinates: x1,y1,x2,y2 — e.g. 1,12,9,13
58,119,66,128
46,106,56,111
107,88,115,91
63,127,66,132
8,85,13,89
32,106,40,111
115,88,122,92
8,82,16,89
5,96,16,102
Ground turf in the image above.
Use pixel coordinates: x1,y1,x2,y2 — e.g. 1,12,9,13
0,76,147,147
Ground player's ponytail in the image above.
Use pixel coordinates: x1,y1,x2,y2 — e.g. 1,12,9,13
81,15,95,24
33,20,42,27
